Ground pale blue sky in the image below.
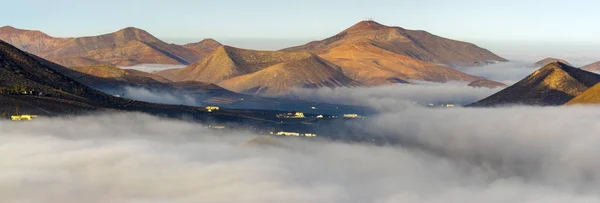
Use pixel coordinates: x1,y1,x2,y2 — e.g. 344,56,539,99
1,0,599,60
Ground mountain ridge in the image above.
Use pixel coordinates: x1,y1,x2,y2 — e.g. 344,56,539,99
283,21,507,67
0,26,221,67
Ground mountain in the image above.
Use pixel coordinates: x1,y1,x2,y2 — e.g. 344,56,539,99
316,43,482,86
183,38,223,61
534,57,570,67
0,26,215,67
283,21,507,67
158,46,361,95
469,62,600,106
581,61,600,72
217,54,361,96
467,79,506,88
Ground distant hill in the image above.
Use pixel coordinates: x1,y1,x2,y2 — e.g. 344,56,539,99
183,38,223,61
467,79,506,88
469,62,600,106
0,26,220,66
534,57,570,67
283,20,507,67
581,61,600,72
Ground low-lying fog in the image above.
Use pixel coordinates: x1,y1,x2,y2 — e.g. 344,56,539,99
2,103,600,202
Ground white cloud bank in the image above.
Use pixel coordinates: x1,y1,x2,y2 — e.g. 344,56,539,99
2,104,600,202
289,82,502,110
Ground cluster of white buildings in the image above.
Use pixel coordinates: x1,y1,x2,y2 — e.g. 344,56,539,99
272,131,317,137
276,112,305,119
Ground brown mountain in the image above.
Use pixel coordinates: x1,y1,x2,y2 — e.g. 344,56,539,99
581,61,600,72
283,21,507,67
469,62,600,106
218,54,361,96
0,26,218,67
183,38,223,61
534,57,570,67
159,46,360,95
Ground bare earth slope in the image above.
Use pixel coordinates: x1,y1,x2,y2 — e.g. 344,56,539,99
283,21,507,67
318,43,483,85
469,62,600,106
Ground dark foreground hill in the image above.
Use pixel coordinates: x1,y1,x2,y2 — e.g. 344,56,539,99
469,62,600,106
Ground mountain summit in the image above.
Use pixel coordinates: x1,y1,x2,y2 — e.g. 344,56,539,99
470,62,600,106
284,20,507,67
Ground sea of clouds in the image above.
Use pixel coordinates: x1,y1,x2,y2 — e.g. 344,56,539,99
2,103,600,202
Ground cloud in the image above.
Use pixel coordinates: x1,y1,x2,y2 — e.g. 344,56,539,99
120,64,185,73
122,86,199,106
457,62,536,85
2,105,600,202
288,82,501,111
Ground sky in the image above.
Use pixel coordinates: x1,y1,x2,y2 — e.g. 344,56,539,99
2,0,600,59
